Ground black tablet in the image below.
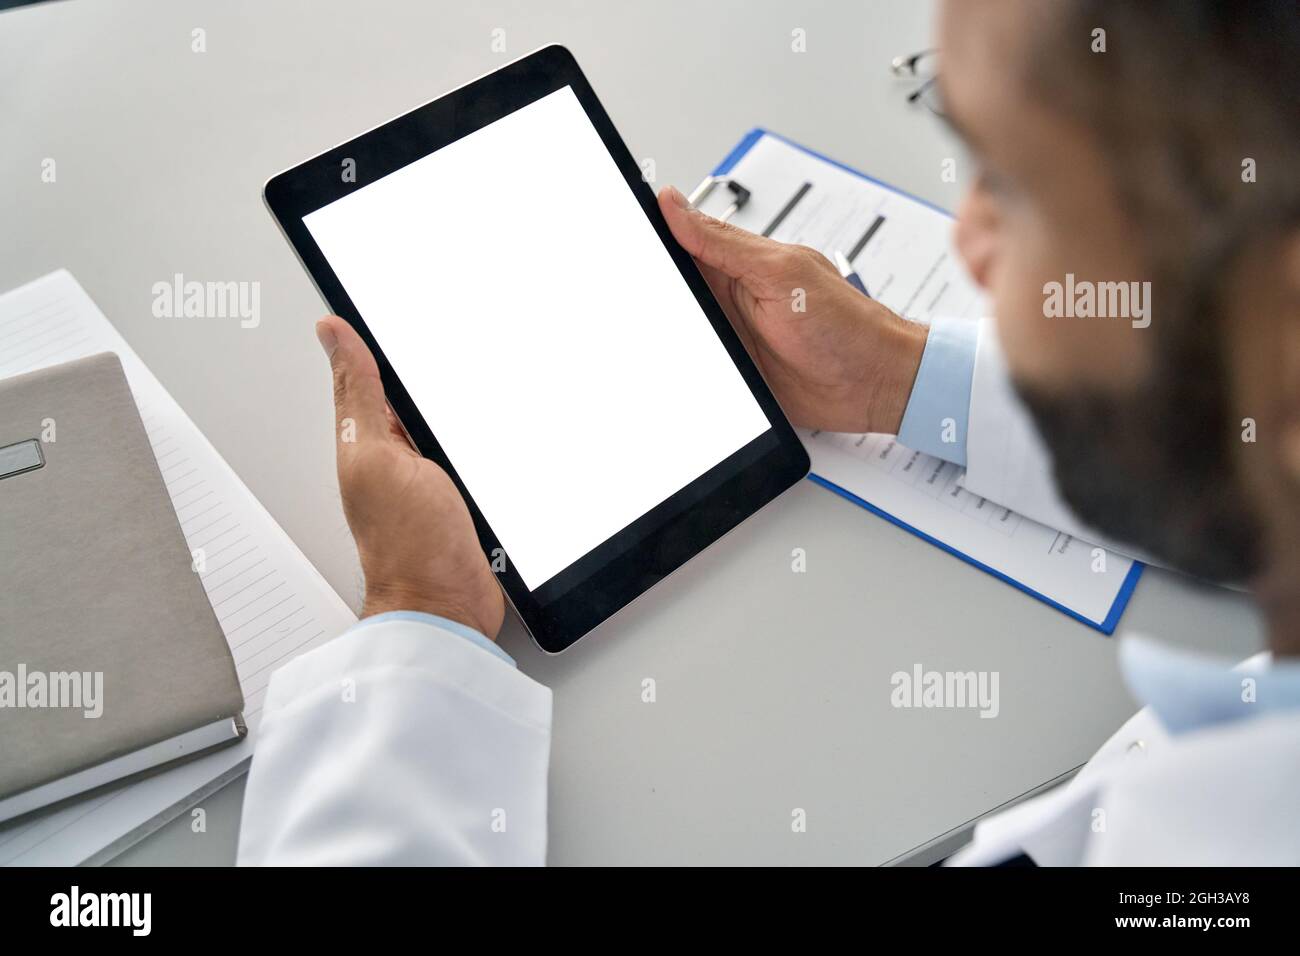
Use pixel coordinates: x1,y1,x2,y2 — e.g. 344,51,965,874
264,45,808,652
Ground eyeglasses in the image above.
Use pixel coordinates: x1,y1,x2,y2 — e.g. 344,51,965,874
890,48,944,117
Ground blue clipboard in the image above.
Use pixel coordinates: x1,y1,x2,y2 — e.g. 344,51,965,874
709,128,1144,635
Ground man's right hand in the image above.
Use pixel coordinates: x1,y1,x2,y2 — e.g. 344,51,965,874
659,185,927,435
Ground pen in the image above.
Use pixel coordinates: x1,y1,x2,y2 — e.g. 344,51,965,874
833,249,870,297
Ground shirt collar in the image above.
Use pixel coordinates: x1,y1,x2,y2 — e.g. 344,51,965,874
1119,634,1300,736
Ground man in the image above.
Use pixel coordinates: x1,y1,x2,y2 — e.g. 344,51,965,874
236,0,1300,865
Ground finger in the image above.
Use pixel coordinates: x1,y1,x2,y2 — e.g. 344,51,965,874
315,315,392,446
694,259,760,358
659,185,782,286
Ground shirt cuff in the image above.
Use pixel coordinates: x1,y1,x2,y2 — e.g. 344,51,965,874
896,317,979,466
350,610,516,667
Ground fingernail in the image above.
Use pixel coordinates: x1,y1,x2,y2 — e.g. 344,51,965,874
664,185,690,209
315,319,338,357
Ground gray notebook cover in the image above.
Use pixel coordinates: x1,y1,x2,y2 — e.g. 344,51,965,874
0,352,244,800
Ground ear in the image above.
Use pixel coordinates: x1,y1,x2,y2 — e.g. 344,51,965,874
953,176,1001,290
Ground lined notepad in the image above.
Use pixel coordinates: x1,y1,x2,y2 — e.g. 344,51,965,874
0,270,356,865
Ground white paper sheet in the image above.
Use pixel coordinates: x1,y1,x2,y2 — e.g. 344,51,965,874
699,133,1139,629
0,270,357,865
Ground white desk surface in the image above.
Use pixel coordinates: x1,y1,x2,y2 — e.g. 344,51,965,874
2,0,1263,866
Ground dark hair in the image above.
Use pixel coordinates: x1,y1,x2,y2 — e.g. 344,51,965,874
1032,0,1300,254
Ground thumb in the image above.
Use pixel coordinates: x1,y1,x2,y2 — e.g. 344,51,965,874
316,315,391,446
659,185,781,284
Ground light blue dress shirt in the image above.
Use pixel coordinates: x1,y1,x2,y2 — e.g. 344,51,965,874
1121,637,1300,735
897,316,980,467
352,610,516,667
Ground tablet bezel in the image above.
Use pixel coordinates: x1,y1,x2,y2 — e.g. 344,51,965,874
264,44,809,652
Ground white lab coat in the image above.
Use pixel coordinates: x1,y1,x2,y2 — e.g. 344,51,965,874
237,320,1296,866
236,622,551,865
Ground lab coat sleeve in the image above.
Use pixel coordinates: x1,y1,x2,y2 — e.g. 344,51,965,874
962,317,1127,549
236,617,552,866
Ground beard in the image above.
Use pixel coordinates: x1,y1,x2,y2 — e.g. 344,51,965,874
1009,288,1263,585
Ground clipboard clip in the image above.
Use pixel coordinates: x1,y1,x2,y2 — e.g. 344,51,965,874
686,176,752,222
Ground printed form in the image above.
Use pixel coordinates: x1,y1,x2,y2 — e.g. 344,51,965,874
697,132,1140,629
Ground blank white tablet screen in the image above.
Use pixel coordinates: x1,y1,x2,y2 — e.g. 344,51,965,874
303,86,772,590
